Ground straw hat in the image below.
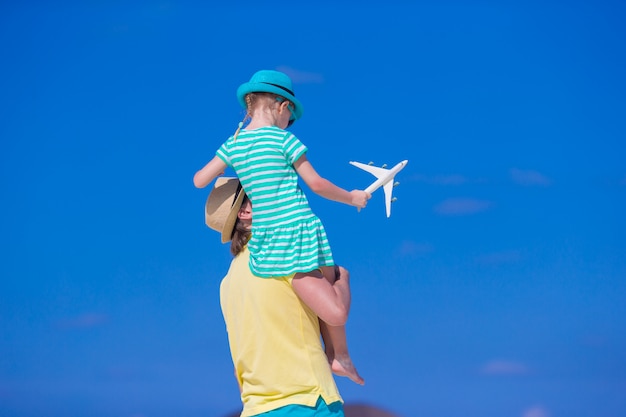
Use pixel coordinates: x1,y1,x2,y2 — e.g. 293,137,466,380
236,69,304,123
205,177,245,243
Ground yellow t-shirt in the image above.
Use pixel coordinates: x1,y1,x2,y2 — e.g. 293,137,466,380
220,247,342,417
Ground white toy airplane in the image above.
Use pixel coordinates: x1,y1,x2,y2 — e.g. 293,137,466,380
350,159,408,217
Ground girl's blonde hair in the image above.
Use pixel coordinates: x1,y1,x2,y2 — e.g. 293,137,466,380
233,92,290,140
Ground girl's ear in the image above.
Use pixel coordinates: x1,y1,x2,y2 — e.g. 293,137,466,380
278,100,290,114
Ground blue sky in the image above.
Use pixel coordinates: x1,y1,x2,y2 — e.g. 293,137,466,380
1,1,625,417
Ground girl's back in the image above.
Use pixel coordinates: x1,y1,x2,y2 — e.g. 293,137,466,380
218,125,314,228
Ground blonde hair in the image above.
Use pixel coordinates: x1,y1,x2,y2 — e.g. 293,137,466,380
233,92,289,140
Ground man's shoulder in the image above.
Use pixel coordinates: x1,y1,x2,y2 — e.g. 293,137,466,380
231,247,251,268
230,248,295,284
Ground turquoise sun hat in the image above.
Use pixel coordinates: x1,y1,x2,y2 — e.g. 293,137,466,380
236,70,304,122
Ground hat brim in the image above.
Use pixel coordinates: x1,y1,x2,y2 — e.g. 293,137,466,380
236,82,304,122
220,184,245,243
205,177,247,244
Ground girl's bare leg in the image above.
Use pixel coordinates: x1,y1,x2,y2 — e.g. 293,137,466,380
318,266,364,385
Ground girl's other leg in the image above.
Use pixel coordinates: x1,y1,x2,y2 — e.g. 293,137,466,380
318,266,364,385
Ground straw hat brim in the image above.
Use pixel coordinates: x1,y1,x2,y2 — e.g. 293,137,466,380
204,177,245,243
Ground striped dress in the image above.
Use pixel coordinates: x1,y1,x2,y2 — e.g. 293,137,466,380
216,126,334,278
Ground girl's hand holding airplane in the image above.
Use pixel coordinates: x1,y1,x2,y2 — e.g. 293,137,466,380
350,189,371,210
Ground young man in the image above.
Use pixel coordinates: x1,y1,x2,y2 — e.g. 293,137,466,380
204,177,355,417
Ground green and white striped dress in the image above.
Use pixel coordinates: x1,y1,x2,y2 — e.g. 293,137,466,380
216,126,334,278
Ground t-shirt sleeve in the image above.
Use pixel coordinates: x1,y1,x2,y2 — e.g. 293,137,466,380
216,139,232,166
283,132,308,165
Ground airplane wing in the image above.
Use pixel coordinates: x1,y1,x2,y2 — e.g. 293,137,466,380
349,161,390,178
350,159,408,218
382,179,394,218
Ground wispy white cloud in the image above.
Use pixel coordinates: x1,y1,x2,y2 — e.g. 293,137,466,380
396,240,434,257
410,174,470,185
581,334,608,347
156,1,172,11
409,173,493,186
111,24,129,33
480,359,529,375
101,365,146,381
522,405,550,417
0,382,8,400
276,66,324,84
510,168,552,186
55,313,108,330
475,250,522,265
434,198,492,215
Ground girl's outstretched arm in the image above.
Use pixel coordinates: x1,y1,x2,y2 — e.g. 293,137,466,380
294,154,370,208
193,156,228,188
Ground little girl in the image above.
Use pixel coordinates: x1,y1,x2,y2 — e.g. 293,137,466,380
193,69,369,385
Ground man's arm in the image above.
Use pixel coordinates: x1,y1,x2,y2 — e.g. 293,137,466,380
291,266,351,326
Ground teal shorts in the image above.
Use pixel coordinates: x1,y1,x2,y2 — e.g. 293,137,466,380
255,397,344,417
